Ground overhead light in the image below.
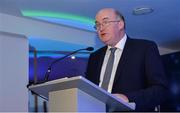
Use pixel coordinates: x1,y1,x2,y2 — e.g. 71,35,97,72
71,56,76,60
133,7,154,15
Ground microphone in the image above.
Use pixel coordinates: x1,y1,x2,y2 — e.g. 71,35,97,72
86,47,94,51
44,47,94,82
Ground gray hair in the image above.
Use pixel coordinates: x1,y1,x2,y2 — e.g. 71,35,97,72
114,10,126,28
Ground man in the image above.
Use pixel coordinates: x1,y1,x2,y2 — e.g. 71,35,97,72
85,8,168,111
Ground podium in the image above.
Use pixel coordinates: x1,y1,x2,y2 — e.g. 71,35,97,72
29,76,135,112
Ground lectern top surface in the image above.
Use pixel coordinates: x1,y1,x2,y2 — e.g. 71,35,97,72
29,76,135,111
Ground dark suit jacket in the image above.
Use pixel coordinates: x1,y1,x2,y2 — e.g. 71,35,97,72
85,37,168,111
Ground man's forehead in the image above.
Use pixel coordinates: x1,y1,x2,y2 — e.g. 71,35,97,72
95,17,109,23
95,14,116,23
96,10,116,21
96,11,113,17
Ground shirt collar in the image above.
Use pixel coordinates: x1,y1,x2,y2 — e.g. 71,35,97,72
108,34,127,50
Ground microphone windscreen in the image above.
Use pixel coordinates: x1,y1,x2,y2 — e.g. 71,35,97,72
86,47,94,51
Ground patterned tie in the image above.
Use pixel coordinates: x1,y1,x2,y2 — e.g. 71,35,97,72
101,48,117,90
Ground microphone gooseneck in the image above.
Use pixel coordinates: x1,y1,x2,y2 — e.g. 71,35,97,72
44,47,94,82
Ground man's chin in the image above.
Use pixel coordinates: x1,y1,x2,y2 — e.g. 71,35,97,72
104,42,112,46
101,39,112,46
103,41,109,45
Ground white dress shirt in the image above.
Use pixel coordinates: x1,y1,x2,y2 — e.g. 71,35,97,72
99,34,127,93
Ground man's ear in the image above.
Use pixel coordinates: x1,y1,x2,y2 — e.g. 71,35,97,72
118,21,125,30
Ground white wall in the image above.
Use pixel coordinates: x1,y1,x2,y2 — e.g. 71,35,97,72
0,31,28,111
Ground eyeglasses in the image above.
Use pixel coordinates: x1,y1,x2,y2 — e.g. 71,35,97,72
94,20,120,31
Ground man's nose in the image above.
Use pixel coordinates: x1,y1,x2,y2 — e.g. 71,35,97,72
99,25,105,31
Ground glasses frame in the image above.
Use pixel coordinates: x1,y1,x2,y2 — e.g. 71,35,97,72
94,20,120,31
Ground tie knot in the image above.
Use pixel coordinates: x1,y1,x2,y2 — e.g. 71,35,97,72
110,47,117,53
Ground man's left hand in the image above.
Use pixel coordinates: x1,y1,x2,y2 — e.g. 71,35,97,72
112,93,129,102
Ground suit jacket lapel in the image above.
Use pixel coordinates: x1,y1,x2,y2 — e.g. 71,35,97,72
95,46,107,83
113,38,132,85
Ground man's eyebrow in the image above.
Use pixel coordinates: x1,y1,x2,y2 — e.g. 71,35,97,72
102,17,109,20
